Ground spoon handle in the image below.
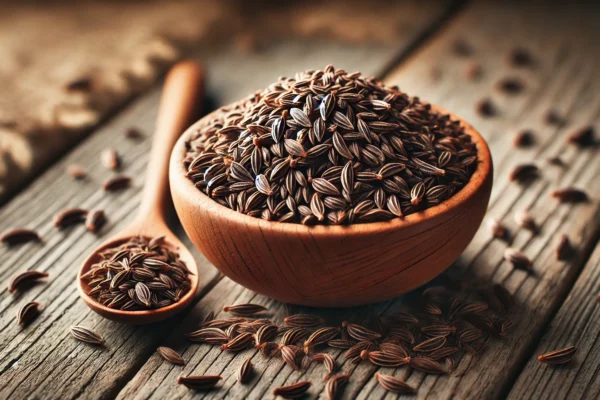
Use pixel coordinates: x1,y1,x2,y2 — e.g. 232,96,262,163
138,61,205,222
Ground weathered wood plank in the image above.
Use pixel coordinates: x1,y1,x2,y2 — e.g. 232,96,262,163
0,3,456,397
117,2,600,399
508,242,600,400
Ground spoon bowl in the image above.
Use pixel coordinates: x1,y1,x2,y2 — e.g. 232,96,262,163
78,61,204,324
170,104,493,307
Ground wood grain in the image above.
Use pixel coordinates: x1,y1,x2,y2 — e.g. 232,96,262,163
0,4,455,397
122,1,600,399
508,243,600,400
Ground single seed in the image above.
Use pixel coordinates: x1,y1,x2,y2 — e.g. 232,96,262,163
487,218,507,239
538,346,576,365
325,374,349,400
157,347,185,365
551,188,588,203
54,208,88,228
66,164,87,179
177,375,222,390
375,372,416,394
273,381,311,399
237,358,253,384
70,326,104,345
85,209,106,232
513,130,535,147
102,176,132,191
475,98,496,117
222,303,267,316
284,314,324,328
18,302,41,325
101,148,120,170
567,125,595,147
514,210,536,231
555,234,573,260
509,164,538,182
8,270,48,293
504,248,533,269
1,228,41,246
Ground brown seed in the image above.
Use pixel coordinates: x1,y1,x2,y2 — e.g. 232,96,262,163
421,324,456,337
65,77,93,92
514,210,536,231
496,77,525,94
452,38,473,56
507,48,534,67
410,357,447,374
509,164,538,182
487,218,507,239
54,208,88,228
70,325,104,345
222,332,254,351
311,353,336,379
544,109,565,126
101,148,120,170
428,346,459,361
555,234,573,260
125,127,144,140
465,63,482,80
365,350,410,367
66,164,87,179
343,322,381,341
538,346,576,365
551,188,588,203
17,302,41,325
157,347,185,365
222,303,267,316
102,176,132,191
567,125,595,147
273,381,311,399
413,336,447,353
327,339,355,349
375,372,416,394
186,327,229,343
280,327,309,346
513,130,535,147
476,98,496,117
547,156,564,166
504,248,532,269
304,327,340,351
237,358,253,384
177,375,222,390
1,228,41,246
85,209,106,232
8,270,49,293
325,374,349,400
281,345,303,370
284,314,324,328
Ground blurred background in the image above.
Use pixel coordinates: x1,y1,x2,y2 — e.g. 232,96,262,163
0,0,597,203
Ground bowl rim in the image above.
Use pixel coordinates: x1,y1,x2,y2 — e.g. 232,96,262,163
170,104,492,237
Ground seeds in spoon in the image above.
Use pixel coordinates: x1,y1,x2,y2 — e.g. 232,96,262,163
237,358,253,384
17,302,41,325
8,270,49,293
177,375,222,390
157,347,185,365
273,381,311,399
1,228,41,246
538,346,576,365
375,372,416,394
222,303,267,316
70,326,105,345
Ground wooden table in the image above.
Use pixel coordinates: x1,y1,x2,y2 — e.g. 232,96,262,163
1,2,598,399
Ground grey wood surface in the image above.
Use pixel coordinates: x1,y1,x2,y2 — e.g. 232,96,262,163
1,1,599,400
0,3,457,399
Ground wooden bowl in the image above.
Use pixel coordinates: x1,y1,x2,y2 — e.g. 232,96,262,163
169,105,493,307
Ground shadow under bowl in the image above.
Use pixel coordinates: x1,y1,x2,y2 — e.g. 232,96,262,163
169,105,493,307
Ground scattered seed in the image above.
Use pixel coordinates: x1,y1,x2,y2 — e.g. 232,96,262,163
85,209,106,232
8,270,48,293
157,347,185,365
507,48,534,67
238,358,253,384
497,77,525,94
125,127,145,140
102,176,132,191
17,302,41,325
544,109,565,126
567,125,595,147
284,314,324,328
513,130,535,147
70,326,104,345
465,63,482,80
1,228,41,246
325,374,349,400
101,148,120,170
555,234,573,260
222,303,267,316
410,357,446,374
53,208,88,228
177,375,222,390
551,188,588,203
487,218,507,239
273,381,311,399
375,372,416,394
504,248,533,269
475,98,496,117
452,39,473,56
514,210,536,231
538,346,576,365
66,164,87,179
509,164,538,182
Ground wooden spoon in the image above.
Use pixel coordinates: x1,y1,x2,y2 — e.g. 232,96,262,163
78,61,205,324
